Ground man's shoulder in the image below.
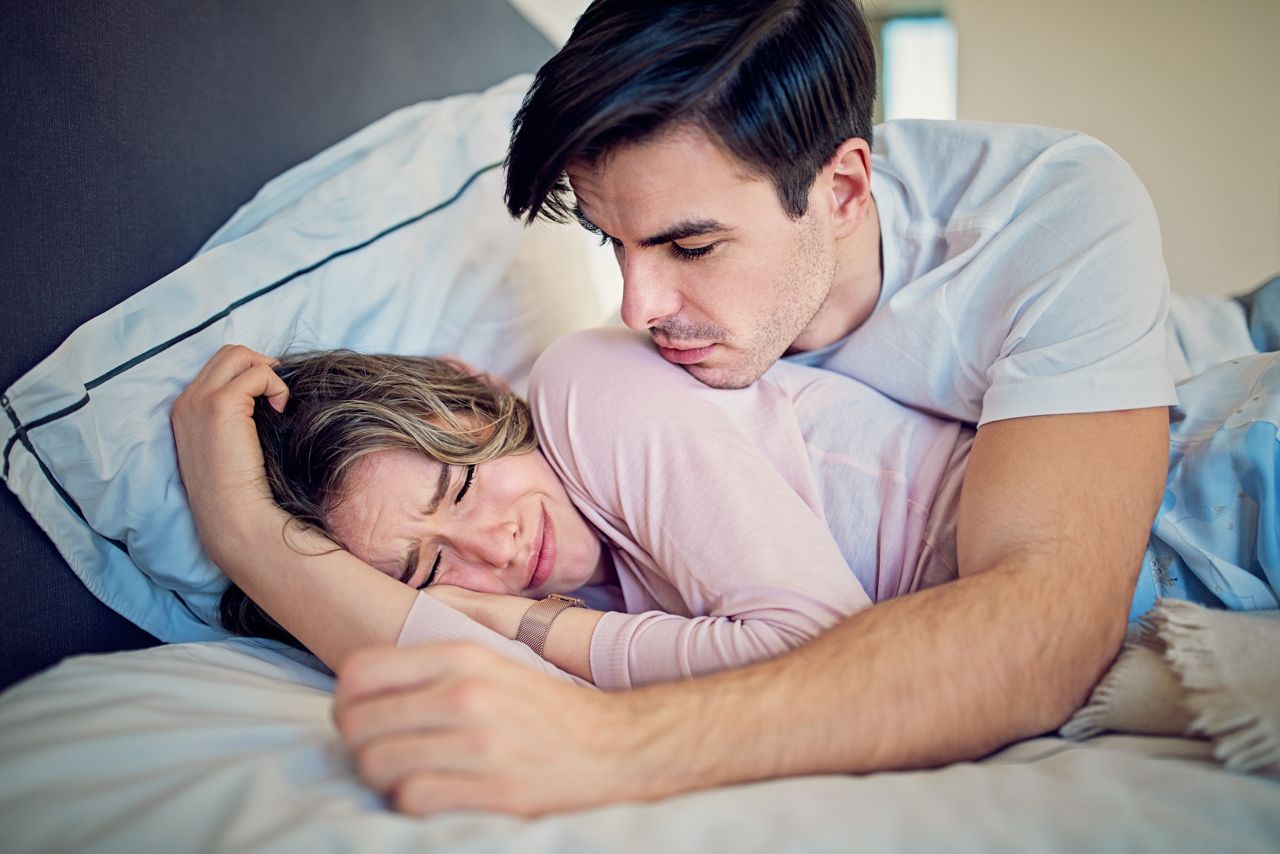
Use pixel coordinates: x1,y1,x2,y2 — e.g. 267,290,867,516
839,122,1169,423
529,327,715,423
873,120,1144,230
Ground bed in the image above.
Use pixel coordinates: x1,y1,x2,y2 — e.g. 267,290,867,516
1,3,1277,851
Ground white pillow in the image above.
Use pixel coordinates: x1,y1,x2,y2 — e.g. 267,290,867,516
0,74,619,643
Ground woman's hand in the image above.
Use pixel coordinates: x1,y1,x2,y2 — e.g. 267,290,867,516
425,585,533,639
171,344,290,568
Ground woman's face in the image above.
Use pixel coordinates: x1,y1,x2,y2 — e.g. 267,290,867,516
326,446,606,597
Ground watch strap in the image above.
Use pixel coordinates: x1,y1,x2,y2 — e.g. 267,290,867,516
514,593,584,657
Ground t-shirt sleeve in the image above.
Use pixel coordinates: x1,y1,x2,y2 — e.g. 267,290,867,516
529,329,873,690
969,138,1178,425
396,591,592,687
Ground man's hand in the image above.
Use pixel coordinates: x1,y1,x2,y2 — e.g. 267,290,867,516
333,643,642,816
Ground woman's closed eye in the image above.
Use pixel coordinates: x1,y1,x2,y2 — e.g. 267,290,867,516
415,552,442,589
454,463,476,503
413,464,476,589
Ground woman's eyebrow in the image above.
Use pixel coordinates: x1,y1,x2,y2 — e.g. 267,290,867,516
424,463,452,515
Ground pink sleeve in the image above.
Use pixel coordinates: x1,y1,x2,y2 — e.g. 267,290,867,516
529,329,872,690
397,592,591,687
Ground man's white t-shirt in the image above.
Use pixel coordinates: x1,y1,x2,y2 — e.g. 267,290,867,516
801,120,1179,426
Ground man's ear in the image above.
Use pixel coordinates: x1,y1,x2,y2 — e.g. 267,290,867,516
822,137,873,239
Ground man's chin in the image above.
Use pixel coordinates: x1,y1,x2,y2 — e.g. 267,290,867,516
682,360,763,390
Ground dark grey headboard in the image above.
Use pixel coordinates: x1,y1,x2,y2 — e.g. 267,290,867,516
0,0,555,689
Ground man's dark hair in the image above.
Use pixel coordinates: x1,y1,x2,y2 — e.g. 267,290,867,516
505,0,876,224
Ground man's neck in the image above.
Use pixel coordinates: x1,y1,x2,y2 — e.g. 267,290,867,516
789,195,883,353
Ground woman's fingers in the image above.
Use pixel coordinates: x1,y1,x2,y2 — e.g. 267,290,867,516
222,360,290,413
190,343,276,386
184,345,288,412
171,346,289,527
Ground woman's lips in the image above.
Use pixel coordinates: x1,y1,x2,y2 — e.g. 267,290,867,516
656,343,717,365
527,507,557,590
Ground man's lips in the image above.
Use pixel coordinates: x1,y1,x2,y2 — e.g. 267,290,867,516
526,507,557,590
656,343,718,365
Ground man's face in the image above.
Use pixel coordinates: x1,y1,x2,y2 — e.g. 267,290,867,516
568,127,838,389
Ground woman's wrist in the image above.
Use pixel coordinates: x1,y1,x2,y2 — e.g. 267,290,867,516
195,495,291,572
427,587,533,638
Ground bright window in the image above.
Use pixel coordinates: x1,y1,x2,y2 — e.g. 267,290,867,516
881,15,957,121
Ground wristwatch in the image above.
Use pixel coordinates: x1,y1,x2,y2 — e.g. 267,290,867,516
515,593,585,657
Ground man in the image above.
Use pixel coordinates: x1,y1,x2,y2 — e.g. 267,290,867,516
331,0,1185,815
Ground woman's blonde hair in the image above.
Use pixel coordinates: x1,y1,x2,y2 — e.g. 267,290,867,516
219,350,536,646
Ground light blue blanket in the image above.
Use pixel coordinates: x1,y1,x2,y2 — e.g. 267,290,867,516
1136,352,1280,619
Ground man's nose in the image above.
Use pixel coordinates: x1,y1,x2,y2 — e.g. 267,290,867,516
619,256,681,330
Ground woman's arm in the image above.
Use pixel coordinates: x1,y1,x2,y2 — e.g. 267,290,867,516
171,345,587,682
426,586,602,680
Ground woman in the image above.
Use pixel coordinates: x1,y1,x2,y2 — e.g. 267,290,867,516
173,329,1279,685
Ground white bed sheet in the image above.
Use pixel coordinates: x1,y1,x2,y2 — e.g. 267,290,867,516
1,641,1276,853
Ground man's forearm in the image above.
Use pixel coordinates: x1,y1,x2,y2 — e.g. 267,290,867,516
607,560,1127,794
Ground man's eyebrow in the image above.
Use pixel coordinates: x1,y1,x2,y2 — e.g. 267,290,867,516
573,205,729,249
399,539,420,584
637,219,729,249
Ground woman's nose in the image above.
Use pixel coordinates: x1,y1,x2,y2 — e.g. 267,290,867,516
451,516,519,569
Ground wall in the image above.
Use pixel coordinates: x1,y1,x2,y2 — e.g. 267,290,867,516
893,0,1280,295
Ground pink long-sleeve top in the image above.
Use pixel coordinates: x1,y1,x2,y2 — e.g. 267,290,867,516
398,328,965,689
